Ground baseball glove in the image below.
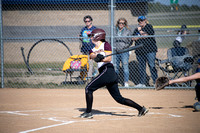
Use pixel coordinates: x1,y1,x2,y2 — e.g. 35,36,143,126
155,76,169,91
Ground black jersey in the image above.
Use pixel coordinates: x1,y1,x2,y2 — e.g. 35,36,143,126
133,24,157,55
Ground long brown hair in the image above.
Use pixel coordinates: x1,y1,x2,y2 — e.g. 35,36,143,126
116,18,129,29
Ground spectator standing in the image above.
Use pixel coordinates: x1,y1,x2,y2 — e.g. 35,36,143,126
132,16,158,87
80,15,97,78
114,18,132,87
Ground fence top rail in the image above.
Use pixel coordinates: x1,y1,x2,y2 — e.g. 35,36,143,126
2,0,151,4
2,34,199,40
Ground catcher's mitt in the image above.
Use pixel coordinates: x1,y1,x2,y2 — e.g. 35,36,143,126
155,76,169,91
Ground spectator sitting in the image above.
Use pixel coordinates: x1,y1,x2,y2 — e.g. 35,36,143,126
164,40,193,72
174,24,189,44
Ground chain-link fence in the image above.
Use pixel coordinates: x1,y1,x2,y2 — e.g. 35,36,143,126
1,0,200,89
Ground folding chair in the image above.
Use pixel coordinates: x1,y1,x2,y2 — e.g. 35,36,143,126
156,46,194,87
62,55,89,84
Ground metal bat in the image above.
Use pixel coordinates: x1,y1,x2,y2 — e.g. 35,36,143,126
104,44,143,58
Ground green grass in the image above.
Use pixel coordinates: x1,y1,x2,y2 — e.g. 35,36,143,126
4,80,86,89
4,62,64,69
2,62,87,88
3,62,65,78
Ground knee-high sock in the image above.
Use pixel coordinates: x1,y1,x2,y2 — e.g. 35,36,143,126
124,98,143,111
86,93,93,113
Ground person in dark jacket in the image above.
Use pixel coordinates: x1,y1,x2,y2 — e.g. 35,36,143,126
132,16,158,87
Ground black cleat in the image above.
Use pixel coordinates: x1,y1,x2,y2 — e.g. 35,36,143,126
79,112,93,119
138,106,149,117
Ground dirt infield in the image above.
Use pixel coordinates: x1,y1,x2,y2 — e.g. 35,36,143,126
0,88,199,133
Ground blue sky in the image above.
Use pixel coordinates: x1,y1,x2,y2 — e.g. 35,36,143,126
153,0,200,7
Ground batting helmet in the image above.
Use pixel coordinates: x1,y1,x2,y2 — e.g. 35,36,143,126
89,28,106,41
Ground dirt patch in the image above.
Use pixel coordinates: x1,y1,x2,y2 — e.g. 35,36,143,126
0,89,199,133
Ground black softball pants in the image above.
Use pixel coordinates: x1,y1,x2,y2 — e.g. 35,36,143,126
84,63,142,113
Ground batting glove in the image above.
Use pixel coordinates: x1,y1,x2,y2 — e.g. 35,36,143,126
94,54,105,62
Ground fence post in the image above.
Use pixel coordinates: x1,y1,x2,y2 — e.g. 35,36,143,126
0,0,4,88
110,0,115,65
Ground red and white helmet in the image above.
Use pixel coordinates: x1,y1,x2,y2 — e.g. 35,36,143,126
89,28,106,41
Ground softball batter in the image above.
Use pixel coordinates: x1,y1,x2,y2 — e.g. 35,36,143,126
80,28,148,118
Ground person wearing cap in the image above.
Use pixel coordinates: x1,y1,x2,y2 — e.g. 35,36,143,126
174,24,189,45
169,59,200,102
79,15,97,79
132,16,158,87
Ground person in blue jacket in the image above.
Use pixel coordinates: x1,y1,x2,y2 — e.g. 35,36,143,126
80,15,97,54
79,15,97,78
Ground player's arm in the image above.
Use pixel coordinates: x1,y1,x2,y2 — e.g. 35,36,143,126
102,51,112,62
102,42,112,62
169,73,200,84
89,52,97,60
91,51,111,62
